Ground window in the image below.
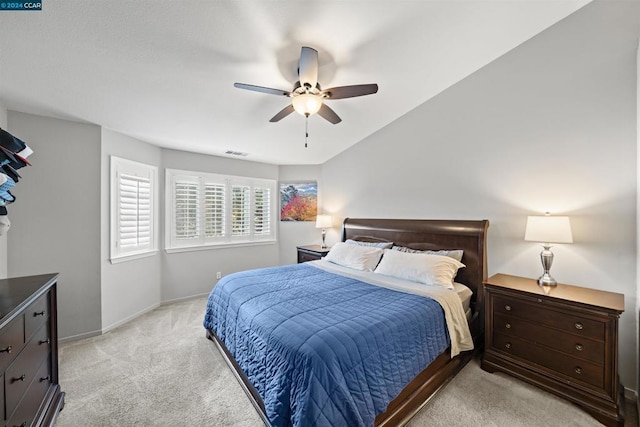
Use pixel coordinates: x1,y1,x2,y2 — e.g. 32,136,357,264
110,157,158,262
166,169,276,251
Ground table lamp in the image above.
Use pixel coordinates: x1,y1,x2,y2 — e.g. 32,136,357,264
315,215,333,248
524,213,573,286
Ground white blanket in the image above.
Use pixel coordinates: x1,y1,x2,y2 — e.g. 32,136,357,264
309,259,474,357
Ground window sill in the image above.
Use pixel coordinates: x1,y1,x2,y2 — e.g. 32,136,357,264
165,240,277,254
110,250,158,264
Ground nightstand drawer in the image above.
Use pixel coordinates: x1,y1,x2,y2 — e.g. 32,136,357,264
297,245,330,263
298,251,321,263
493,312,604,364
493,332,604,389
493,295,604,340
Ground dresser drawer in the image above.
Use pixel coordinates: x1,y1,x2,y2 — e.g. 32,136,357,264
493,332,604,389
0,316,25,372
493,295,604,340
25,291,49,342
493,312,604,364
5,322,50,419
7,357,51,427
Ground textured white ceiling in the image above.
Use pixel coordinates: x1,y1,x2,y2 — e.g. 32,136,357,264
0,1,589,165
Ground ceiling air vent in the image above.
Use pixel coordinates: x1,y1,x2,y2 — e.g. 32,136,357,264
225,150,249,157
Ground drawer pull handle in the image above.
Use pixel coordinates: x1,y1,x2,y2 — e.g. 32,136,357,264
505,323,512,329
575,367,582,374
505,342,512,349
575,344,584,351
39,338,50,345
40,375,50,382
18,423,27,427
0,345,12,354
504,305,512,311
12,374,26,383
34,310,45,317
574,322,583,330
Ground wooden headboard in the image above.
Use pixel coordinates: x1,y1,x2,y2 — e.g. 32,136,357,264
342,218,489,316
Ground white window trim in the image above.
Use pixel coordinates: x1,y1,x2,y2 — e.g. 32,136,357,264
110,156,159,263
165,169,277,252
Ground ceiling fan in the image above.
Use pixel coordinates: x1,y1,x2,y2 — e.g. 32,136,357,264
234,46,378,125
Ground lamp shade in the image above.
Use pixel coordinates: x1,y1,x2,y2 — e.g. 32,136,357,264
524,215,573,244
292,93,323,116
315,215,333,229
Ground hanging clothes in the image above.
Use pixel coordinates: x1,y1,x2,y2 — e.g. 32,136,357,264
0,128,34,234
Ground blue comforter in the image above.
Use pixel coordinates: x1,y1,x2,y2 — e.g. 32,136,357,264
203,263,450,427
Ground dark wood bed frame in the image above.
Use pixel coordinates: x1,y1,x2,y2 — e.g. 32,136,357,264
206,218,489,426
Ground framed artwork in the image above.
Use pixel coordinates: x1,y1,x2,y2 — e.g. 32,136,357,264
280,181,318,221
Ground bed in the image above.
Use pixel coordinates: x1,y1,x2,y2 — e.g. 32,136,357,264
204,218,489,426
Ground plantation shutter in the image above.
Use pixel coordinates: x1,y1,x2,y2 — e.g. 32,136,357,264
204,183,226,237
254,187,271,236
175,181,199,239
118,174,151,249
231,185,250,236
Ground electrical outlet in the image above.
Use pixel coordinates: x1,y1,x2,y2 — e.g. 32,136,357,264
216,272,222,279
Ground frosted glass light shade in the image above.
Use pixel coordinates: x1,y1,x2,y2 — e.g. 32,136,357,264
524,215,573,244
292,93,323,116
315,215,333,229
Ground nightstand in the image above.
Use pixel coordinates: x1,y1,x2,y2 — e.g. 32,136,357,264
297,245,331,263
481,273,625,427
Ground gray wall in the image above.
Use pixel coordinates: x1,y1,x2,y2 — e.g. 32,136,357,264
278,165,323,265
160,149,280,302
322,2,638,389
101,128,162,331
7,111,102,340
0,101,7,279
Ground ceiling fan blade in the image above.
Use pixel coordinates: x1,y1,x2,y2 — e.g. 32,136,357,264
269,104,295,122
321,84,378,100
317,104,342,124
234,83,290,97
298,47,318,89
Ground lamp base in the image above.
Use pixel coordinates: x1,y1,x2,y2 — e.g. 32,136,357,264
537,273,557,287
537,245,558,287
321,229,327,248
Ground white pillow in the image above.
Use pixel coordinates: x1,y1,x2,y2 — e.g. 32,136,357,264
324,242,384,272
391,245,463,262
374,249,465,289
345,239,393,249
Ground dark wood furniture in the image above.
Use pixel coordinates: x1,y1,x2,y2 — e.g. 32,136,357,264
296,245,331,263
482,273,625,427
0,273,64,427
208,218,489,426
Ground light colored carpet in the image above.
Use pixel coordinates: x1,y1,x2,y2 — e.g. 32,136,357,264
56,296,636,427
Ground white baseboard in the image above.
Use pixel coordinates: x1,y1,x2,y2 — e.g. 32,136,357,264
101,302,161,335
160,292,210,306
59,329,102,343
624,387,636,401
59,296,208,343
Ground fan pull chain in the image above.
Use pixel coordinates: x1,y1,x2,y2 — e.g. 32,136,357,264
304,114,309,148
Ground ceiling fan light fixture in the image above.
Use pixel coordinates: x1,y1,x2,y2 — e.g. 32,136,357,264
292,93,323,116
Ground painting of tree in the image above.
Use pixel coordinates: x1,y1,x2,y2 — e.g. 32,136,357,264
280,182,318,221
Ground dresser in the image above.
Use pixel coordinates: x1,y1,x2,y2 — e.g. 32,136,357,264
481,273,625,427
296,245,331,263
0,274,64,427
